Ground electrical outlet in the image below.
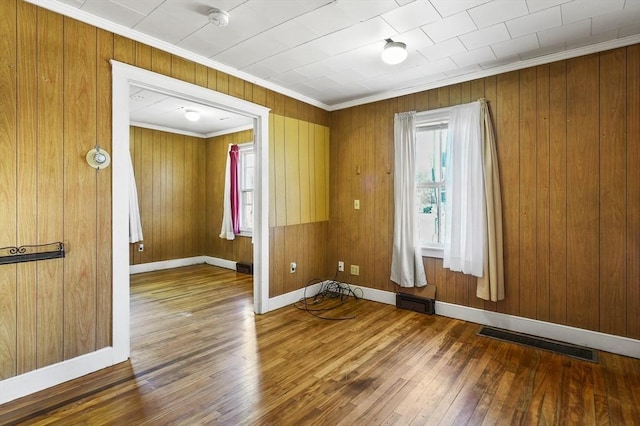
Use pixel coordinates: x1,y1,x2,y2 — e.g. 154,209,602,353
338,261,344,272
354,199,360,210
290,262,297,273
138,243,144,252
350,265,359,276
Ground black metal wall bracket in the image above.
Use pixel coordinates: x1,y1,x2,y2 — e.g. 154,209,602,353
0,242,65,265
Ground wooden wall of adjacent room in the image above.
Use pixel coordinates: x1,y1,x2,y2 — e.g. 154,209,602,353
328,45,640,339
205,129,254,265
0,0,329,381
129,126,206,265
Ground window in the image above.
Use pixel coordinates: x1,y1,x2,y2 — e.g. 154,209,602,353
238,143,254,235
415,108,451,258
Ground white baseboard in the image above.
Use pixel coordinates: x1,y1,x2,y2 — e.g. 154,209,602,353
298,282,639,359
0,347,114,404
129,256,237,274
268,281,325,311
434,301,640,359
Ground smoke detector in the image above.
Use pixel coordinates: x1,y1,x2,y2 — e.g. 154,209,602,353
208,7,229,27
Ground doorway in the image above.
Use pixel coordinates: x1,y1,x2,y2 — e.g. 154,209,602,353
110,60,270,364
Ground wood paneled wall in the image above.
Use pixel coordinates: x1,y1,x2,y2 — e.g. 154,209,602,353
0,0,329,381
205,129,254,264
328,45,640,339
129,126,206,265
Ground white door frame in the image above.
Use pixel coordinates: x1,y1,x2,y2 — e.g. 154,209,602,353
110,60,270,363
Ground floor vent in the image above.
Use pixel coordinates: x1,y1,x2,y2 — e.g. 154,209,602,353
396,293,435,315
477,326,598,363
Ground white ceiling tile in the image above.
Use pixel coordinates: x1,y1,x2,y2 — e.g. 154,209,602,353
468,0,529,28
382,1,440,33
57,0,85,7
591,5,640,34
506,6,562,38
619,21,640,37
134,3,209,44
396,0,416,5
394,28,435,51
518,42,565,59
109,0,166,16
566,28,621,49
266,19,320,48
421,12,477,42
459,23,511,50
418,37,467,61
490,33,539,58
335,0,399,23
421,57,460,74
525,0,571,13
444,64,482,77
313,17,396,56
327,68,368,85
537,19,591,46
294,3,357,36
178,26,235,58
450,46,496,67
480,55,521,69
267,70,309,87
561,0,625,24
429,0,492,18
81,0,146,28
625,0,640,8
243,0,333,26
213,34,287,69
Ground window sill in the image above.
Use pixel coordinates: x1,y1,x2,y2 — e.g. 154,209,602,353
421,246,443,259
237,232,253,238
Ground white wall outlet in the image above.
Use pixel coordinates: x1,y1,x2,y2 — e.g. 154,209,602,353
338,261,344,272
350,265,359,275
354,199,360,210
290,262,297,273
138,243,144,252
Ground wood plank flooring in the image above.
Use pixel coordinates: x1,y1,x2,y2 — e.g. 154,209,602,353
1,264,639,425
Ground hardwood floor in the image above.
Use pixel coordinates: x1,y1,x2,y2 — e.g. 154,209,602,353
2,264,639,425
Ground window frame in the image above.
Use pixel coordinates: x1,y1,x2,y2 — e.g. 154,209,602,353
415,107,453,259
237,142,255,237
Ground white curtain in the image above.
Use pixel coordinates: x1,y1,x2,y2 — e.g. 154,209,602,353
219,144,235,240
390,112,427,288
444,100,504,301
128,152,144,244
443,102,484,276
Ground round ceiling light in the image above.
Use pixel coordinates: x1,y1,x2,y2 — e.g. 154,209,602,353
184,109,200,122
381,39,407,65
208,7,230,27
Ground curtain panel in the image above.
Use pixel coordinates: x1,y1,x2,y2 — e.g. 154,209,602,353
390,112,428,288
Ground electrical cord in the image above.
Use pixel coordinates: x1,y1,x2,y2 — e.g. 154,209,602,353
294,267,364,320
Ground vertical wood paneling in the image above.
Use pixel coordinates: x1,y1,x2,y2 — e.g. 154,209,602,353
16,0,38,375
299,121,311,224
0,0,18,380
599,49,627,336
273,115,287,226
96,28,113,349
35,7,64,368
518,68,537,320
548,61,568,325
63,18,97,359
535,65,551,322
627,45,640,339
284,117,301,225
496,72,520,316
566,55,600,331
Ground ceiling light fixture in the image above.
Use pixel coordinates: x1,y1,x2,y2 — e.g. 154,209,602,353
381,38,407,65
184,109,200,122
208,7,230,27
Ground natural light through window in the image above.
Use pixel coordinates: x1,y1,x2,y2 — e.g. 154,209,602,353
416,120,448,258
239,143,254,235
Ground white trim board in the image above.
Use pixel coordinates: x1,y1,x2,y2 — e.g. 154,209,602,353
129,256,237,275
0,348,114,404
317,283,640,360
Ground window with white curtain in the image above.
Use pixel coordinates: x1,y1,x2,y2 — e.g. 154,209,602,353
415,107,452,258
238,143,254,235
